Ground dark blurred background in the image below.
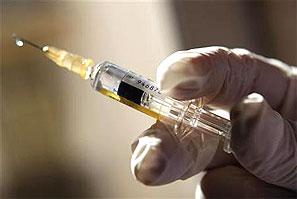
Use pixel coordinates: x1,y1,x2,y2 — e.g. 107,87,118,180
1,0,296,198
173,0,296,65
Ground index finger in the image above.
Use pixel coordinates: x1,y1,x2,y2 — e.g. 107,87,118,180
157,46,290,110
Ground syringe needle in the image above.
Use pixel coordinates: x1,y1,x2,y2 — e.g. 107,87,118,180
12,34,44,51
13,34,94,79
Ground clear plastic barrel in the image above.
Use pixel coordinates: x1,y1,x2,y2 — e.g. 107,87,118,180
90,61,232,152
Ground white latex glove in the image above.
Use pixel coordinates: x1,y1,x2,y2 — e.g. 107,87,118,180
130,47,297,193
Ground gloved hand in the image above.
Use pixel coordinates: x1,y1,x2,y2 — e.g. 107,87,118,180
130,47,297,195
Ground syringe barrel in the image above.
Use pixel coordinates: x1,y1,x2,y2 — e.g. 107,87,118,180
89,61,232,153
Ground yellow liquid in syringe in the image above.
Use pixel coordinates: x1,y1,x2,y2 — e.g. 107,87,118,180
99,88,160,120
42,46,160,119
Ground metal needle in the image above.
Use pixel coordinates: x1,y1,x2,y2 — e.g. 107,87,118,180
12,33,46,51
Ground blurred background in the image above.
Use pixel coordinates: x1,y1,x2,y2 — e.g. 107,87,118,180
1,0,296,198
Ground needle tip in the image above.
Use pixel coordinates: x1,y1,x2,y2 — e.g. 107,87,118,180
12,33,24,47
16,39,24,47
12,34,44,51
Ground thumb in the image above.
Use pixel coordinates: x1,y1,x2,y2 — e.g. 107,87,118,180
130,122,220,186
130,122,194,185
230,93,297,191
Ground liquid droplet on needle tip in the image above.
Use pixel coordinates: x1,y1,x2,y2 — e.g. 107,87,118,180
16,39,24,47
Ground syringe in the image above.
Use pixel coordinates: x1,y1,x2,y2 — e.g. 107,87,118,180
14,36,232,153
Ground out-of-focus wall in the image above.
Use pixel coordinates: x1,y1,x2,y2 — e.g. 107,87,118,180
173,1,296,65
2,1,197,198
